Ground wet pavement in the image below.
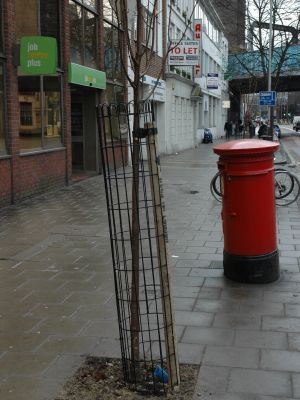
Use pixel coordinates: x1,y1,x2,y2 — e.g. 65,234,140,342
1,138,300,399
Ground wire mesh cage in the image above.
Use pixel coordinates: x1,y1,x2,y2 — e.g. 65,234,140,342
97,101,179,394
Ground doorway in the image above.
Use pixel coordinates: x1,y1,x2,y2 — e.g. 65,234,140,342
71,87,99,176
71,102,84,169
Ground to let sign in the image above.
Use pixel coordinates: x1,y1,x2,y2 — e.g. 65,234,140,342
169,40,200,66
20,36,57,75
207,73,219,89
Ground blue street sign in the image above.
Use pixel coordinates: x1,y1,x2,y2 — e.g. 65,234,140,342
259,91,277,106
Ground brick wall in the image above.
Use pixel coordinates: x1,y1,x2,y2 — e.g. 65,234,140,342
0,0,68,206
0,159,12,206
13,151,66,201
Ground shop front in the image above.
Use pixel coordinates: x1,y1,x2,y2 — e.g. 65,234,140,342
142,75,166,154
68,62,106,175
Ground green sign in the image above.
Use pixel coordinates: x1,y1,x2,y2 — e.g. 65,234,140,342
224,72,232,81
68,63,106,89
20,36,57,75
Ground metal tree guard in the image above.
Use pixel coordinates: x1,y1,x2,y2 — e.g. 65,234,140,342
97,101,179,394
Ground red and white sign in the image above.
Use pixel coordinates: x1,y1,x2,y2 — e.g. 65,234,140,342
194,19,202,77
168,40,200,66
194,20,202,40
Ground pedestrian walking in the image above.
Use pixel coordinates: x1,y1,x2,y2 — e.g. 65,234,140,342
258,121,268,138
224,121,232,139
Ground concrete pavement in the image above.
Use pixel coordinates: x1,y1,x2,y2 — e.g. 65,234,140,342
0,139,300,399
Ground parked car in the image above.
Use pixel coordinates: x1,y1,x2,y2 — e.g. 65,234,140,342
274,124,281,139
293,121,300,132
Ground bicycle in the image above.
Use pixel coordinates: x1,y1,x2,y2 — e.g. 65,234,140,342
210,168,300,206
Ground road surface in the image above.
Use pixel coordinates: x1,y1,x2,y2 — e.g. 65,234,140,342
279,124,300,165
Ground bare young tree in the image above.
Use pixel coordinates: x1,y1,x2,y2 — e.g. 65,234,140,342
101,0,197,390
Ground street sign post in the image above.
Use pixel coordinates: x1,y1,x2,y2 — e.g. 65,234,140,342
259,91,277,106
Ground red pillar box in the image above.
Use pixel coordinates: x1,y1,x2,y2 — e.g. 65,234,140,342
213,139,280,283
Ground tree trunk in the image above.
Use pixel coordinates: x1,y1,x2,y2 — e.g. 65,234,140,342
130,88,141,380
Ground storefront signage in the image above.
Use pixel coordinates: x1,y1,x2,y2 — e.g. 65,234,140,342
194,20,202,40
207,73,219,89
20,36,57,75
68,63,106,89
169,40,200,66
142,75,166,102
222,100,231,108
194,19,202,78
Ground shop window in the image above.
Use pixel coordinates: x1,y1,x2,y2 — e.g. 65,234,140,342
18,77,41,150
20,102,33,126
104,22,122,82
103,3,126,141
15,0,38,39
105,83,127,140
18,76,62,151
83,0,96,9
84,10,97,68
16,0,61,66
43,77,62,147
103,0,115,23
69,0,97,68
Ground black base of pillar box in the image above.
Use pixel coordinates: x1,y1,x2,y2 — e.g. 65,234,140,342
223,249,279,283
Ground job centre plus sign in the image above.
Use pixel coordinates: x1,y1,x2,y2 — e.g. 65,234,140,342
20,36,57,75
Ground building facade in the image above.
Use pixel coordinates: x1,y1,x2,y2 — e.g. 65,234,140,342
0,0,128,207
161,0,229,154
0,0,229,207
211,0,246,53
195,0,229,141
162,0,196,154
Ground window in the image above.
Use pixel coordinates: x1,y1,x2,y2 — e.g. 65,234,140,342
169,23,175,40
16,0,62,151
103,0,118,24
143,7,158,51
0,2,6,154
106,83,125,104
105,84,127,140
104,1,125,87
18,76,62,151
69,0,98,68
104,2,126,140
43,77,62,147
202,51,207,75
16,0,61,66
104,22,122,82
0,64,6,154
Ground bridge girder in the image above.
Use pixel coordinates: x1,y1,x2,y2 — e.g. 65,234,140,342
229,74,300,95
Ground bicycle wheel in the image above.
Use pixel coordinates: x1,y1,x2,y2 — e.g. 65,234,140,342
274,169,294,199
210,172,222,202
275,170,300,206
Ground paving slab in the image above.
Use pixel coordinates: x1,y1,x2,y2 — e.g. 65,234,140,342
0,141,299,399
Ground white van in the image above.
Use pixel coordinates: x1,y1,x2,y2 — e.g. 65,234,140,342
293,116,300,124
293,116,300,132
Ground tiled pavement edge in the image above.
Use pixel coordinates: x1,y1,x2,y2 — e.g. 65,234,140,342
0,140,300,399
